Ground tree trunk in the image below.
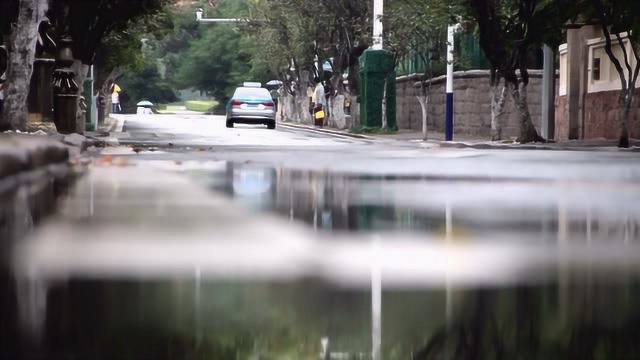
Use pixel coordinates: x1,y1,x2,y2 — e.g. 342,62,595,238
1,0,48,131
490,84,507,141
73,61,89,133
294,91,311,124
329,94,346,129
349,95,359,128
294,70,312,124
619,91,632,148
417,94,428,141
381,77,387,130
511,82,544,143
281,93,295,122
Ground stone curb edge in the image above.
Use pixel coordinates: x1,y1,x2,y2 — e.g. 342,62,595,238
0,135,72,192
435,141,639,152
278,122,375,140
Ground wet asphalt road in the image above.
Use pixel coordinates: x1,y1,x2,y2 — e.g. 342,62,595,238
4,113,640,359
111,114,640,181
43,113,640,279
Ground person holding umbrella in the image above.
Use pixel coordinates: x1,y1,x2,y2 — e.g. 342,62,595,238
136,100,154,115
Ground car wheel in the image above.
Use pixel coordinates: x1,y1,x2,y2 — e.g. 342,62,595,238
226,120,234,128
267,121,276,130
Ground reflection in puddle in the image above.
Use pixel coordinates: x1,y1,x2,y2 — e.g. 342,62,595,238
2,161,640,359
213,163,640,243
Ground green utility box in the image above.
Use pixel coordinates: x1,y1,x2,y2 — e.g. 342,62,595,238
358,49,397,131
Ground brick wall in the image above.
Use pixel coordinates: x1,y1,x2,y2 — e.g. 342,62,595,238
555,90,640,140
396,70,547,139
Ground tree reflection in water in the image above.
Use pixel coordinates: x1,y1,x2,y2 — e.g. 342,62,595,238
413,285,640,360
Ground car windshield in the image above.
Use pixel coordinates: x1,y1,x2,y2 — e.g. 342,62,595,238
233,87,270,99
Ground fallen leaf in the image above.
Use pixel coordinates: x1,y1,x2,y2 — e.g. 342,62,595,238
198,147,206,151
132,147,143,154
168,143,174,147
114,157,129,167
94,154,113,166
174,160,183,165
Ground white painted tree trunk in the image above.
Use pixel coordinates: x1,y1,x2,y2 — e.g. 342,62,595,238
294,70,312,124
511,81,541,143
349,95,359,129
281,94,295,122
1,0,48,131
330,94,346,129
381,78,387,129
490,85,507,141
73,61,89,134
294,91,311,124
417,95,428,141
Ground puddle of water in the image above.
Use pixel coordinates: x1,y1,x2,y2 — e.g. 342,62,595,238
204,162,640,243
2,161,640,359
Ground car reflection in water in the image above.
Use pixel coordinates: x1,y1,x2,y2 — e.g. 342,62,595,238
230,164,276,210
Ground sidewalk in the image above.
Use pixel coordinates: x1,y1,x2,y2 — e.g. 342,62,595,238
278,121,640,151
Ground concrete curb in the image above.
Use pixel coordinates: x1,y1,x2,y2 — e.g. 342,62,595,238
434,140,639,152
0,134,70,181
278,122,375,140
0,134,76,239
278,122,639,151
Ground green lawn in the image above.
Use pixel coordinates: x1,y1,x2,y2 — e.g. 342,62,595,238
185,100,218,112
165,104,187,111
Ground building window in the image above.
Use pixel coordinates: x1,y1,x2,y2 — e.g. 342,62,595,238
593,57,601,81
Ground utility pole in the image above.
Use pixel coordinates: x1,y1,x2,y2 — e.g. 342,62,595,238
359,0,397,131
372,0,383,50
445,25,455,141
371,237,382,360
542,45,556,140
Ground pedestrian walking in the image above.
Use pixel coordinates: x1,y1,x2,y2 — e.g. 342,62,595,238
311,77,326,127
111,84,122,114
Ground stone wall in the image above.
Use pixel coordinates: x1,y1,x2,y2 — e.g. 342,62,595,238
555,90,640,140
554,95,569,140
396,70,548,139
